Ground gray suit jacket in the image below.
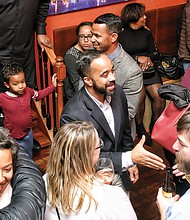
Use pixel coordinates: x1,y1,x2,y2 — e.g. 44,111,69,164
112,46,143,121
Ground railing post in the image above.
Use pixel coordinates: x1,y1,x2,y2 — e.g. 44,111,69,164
54,56,65,130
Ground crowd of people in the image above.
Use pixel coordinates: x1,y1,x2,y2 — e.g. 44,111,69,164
0,1,190,219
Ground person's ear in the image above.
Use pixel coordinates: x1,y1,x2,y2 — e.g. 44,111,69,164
4,82,9,89
111,32,118,43
83,76,93,87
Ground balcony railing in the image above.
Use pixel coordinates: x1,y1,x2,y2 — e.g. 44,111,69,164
35,44,66,136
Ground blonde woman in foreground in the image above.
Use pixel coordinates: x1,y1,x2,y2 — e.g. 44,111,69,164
44,121,137,220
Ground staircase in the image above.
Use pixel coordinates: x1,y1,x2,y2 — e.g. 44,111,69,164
32,101,52,148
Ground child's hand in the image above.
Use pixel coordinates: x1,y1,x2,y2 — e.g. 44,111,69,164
52,74,57,87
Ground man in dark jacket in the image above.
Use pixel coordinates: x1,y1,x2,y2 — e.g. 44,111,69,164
60,49,166,191
0,0,52,92
0,127,46,219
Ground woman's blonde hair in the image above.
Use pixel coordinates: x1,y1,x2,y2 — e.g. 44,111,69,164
46,121,98,214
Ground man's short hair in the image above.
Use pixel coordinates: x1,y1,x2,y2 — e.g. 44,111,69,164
2,63,23,83
0,127,19,172
76,49,104,78
94,13,123,34
177,111,190,137
75,21,93,36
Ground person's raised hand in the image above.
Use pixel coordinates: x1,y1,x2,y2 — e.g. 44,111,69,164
52,74,57,87
131,135,166,170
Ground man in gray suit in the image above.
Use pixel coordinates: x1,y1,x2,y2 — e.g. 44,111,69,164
91,13,143,141
60,49,166,191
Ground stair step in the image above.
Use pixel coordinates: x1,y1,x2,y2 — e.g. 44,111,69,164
32,110,38,128
32,110,38,120
32,119,38,128
33,128,51,148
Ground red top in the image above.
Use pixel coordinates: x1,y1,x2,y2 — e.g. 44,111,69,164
0,85,55,139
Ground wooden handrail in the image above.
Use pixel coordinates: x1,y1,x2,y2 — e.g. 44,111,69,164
36,46,66,133
44,47,57,65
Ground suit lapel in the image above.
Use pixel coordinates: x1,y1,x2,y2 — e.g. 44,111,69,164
91,106,115,141
111,93,121,150
82,89,115,143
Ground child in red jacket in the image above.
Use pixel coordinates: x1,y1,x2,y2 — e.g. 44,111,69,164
0,63,57,157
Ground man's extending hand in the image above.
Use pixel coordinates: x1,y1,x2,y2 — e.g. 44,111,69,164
131,135,166,170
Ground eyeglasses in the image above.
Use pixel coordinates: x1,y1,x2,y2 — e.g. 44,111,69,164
78,35,93,40
95,139,104,150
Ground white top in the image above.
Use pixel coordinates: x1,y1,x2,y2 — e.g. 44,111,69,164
0,183,12,209
43,174,137,220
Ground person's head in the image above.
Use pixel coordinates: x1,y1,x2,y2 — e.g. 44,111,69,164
46,121,102,213
76,21,93,51
2,63,26,95
76,49,116,100
91,13,122,53
0,127,19,197
173,112,190,174
121,3,146,28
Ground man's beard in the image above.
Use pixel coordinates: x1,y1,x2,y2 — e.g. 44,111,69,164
175,152,190,174
92,79,115,96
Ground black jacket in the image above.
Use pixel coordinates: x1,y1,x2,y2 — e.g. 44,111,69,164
0,0,50,66
0,148,46,220
158,84,190,108
60,85,134,190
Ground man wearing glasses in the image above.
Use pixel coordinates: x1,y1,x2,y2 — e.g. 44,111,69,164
64,21,93,100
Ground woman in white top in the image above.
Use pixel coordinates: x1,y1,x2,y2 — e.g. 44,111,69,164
44,121,137,220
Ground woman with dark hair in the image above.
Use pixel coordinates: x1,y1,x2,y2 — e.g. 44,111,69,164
64,22,93,100
0,127,46,219
119,3,165,146
0,127,18,208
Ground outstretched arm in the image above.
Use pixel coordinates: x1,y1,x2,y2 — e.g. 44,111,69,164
131,135,166,170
